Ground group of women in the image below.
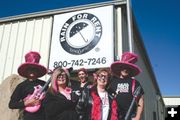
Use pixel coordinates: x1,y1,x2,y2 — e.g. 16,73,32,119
9,51,144,120
44,67,118,120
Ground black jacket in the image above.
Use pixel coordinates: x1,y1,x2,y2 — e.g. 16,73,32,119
43,91,79,120
76,86,118,120
9,79,46,120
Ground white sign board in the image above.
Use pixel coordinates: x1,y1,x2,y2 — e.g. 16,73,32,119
49,5,114,70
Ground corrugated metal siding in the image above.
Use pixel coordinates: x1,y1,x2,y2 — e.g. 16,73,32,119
0,16,53,83
134,47,158,120
134,35,166,119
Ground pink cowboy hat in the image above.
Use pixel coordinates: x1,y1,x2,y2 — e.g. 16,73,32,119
18,51,47,78
111,52,142,77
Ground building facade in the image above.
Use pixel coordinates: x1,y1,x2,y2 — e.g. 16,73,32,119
0,1,165,119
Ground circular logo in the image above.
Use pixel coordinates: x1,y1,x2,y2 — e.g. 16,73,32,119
59,13,102,55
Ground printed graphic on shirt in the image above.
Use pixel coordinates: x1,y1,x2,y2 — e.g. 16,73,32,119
116,83,129,93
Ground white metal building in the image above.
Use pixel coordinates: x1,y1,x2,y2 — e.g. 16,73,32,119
0,1,165,119
163,96,180,107
163,96,180,118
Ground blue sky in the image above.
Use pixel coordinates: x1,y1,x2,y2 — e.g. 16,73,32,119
132,0,180,96
0,0,179,96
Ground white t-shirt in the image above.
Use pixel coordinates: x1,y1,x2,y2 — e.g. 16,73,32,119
98,91,110,120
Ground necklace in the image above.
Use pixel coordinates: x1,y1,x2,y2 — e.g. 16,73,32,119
60,87,72,100
98,91,108,105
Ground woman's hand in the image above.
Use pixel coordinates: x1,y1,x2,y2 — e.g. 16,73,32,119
24,98,40,107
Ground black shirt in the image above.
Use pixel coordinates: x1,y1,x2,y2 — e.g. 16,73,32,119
109,76,144,117
44,91,79,120
9,79,46,120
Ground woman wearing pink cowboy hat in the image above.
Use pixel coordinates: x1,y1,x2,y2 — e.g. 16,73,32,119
109,52,144,120
9,51,47,120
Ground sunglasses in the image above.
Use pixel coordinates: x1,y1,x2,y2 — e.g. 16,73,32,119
98,74,108,80
57,74,66,79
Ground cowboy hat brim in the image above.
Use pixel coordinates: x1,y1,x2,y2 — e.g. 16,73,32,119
18,63,47,78
111,61,141,77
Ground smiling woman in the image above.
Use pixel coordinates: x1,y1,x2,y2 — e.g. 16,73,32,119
96,69,110,89
43,67,79,120
76,68,118,120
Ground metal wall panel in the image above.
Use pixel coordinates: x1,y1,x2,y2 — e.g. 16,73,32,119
0,17,53,83
135,48,159,120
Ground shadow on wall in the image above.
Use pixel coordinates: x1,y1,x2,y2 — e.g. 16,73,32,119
0,74,24,120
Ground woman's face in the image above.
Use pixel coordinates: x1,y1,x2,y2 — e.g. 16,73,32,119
97,71,108,87
57,72,67,86
78,71,87,83
120,68,130,78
